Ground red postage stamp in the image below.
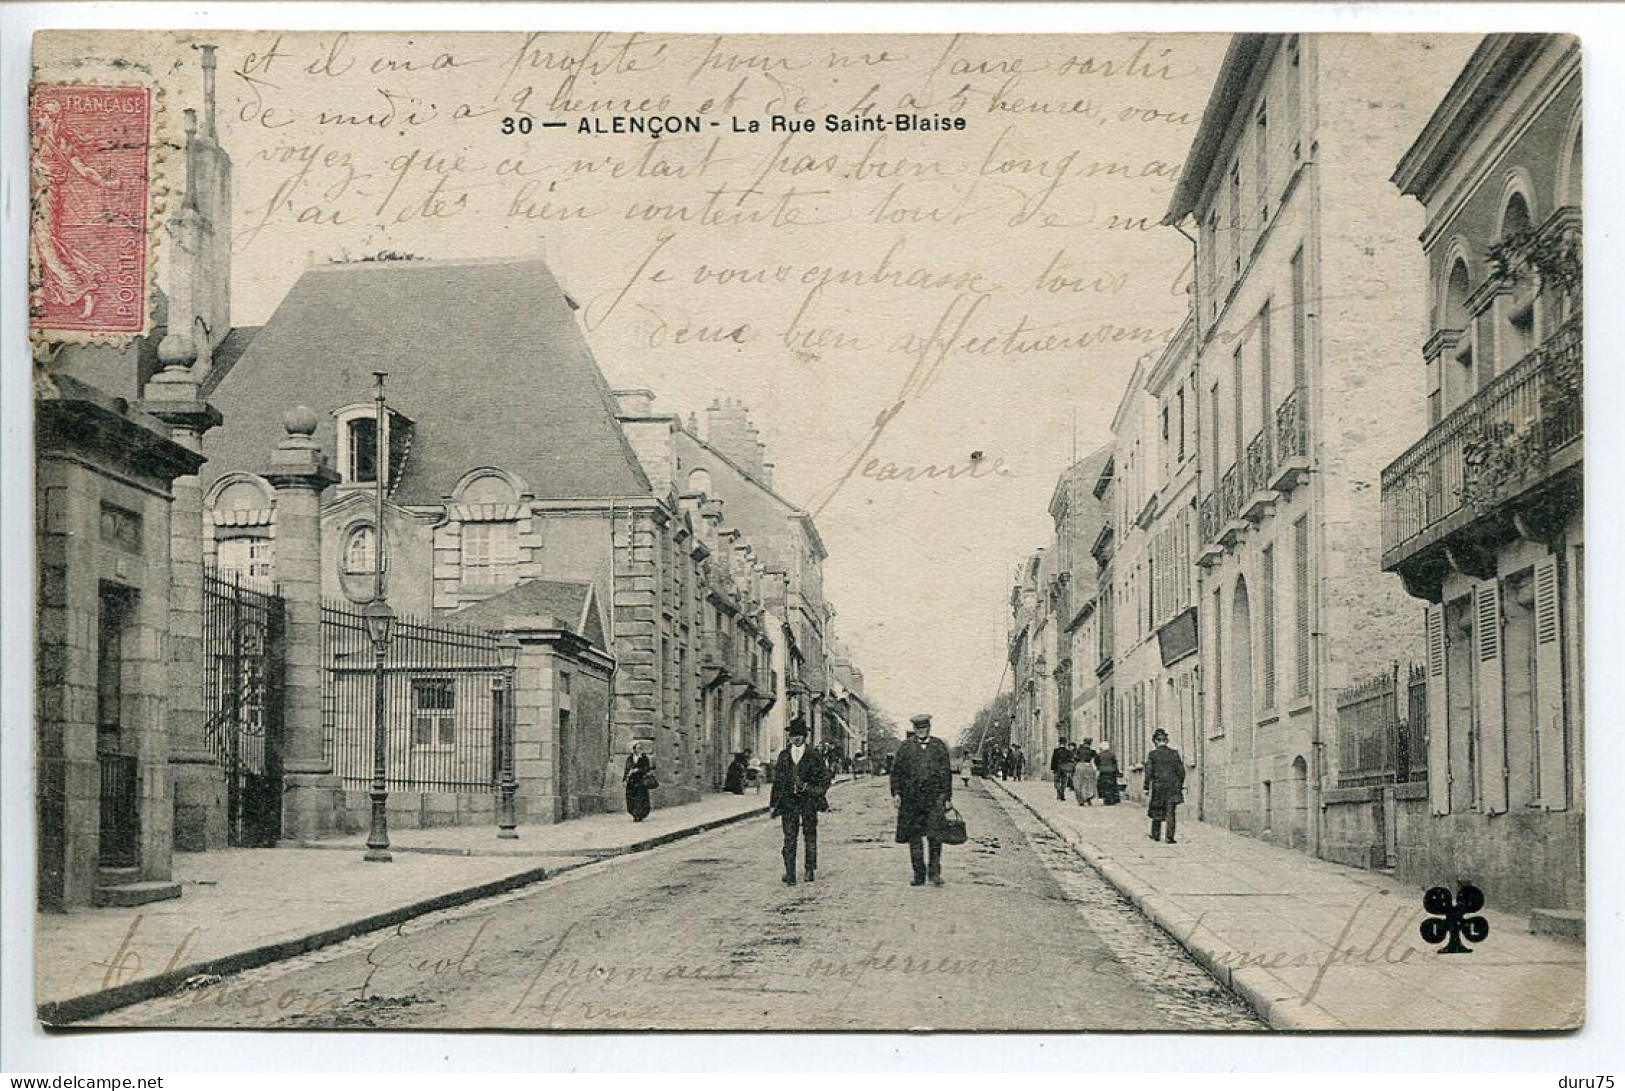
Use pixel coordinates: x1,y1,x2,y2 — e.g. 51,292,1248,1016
28,84,153,340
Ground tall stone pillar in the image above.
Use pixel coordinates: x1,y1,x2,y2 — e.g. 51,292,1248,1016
262,408,348,840
140,362,226,851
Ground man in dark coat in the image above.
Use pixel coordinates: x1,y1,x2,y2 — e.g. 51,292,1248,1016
771,719,831,883
1049,739,1075,801
1144,728,1187,843
891,713,953,886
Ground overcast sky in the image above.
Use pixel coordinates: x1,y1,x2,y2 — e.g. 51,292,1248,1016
41,30,1234,734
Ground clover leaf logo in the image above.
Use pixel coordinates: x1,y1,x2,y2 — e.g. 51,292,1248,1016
1420,883,1490,954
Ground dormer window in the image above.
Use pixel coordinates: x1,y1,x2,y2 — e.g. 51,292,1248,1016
349,416,379,483
334,404,414,488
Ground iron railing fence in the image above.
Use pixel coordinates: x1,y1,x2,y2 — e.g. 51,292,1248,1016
1335,661,1429,787
1382,317,1582,554
97,752,139,868
322,601,508,792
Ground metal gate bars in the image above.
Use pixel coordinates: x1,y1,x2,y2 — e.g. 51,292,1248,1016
203,567,288,846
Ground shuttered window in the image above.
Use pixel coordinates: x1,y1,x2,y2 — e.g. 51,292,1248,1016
1293,517,1310,697
1290,248,1307,393
1211,586,1225,738
1261,544,1277,708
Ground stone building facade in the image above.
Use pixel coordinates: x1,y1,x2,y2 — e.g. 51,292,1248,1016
1385,34,1583,913
36,48,230,908
1163,33,1475,859
1006,449,1111,772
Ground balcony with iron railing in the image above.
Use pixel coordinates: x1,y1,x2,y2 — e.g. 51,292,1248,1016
1241,430,1276,521
1381,316,1582,576
1217,465,1246,546
1272,388,1310,491
1198,387,1310,564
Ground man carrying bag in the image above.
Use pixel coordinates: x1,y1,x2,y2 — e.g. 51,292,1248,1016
891,713,955,887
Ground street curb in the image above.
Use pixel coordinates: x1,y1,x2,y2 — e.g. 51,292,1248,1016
988,778,1336,1032
37,800,774,1027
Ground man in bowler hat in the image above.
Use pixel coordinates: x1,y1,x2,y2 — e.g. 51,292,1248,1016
1144,727,1186,844
771,717,831,884
891,713,954,886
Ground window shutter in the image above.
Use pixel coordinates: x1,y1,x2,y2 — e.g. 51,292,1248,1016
1425,604,1450,815
1261,545,1276,708
1474,581,1508,815
1533,555,1567,810
1294,518,1310,697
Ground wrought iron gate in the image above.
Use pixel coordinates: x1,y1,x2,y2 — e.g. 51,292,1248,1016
204,567,287,846
321,602,506,792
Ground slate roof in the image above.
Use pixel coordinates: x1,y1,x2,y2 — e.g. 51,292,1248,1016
199,257,651,503
451,578,605,649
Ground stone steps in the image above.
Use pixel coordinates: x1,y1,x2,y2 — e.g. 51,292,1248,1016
93,873,182,908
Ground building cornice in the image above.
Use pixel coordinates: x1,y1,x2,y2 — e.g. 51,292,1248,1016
1164,34,1275,226
1392,34,1556,200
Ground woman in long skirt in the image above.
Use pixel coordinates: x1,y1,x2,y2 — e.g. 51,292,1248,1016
624,741,654,821
1072,743,1098,806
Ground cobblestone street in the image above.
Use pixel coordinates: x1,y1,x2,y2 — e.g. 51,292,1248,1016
89,779,1260,1031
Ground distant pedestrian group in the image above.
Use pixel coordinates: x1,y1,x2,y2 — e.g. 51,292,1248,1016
1045,730,1185,844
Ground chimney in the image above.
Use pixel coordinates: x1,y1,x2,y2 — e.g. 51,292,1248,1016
612,388,656,417
704,397,766,479
176,44,232,368
199,43,218,139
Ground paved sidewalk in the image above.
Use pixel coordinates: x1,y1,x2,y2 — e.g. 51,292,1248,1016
992,777,1583,1031
36,790,771,1023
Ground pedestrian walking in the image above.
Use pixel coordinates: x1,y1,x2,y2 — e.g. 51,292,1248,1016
1049,739,1075,802
1072,738,1098,806
1011,744,1026,780
1095,742,1121,805
891,713,954,887
1144,728,1186,843
771,719,831,884
623,741,655,822
724,751,750,794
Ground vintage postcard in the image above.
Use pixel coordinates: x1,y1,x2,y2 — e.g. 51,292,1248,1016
28,28,1584,1034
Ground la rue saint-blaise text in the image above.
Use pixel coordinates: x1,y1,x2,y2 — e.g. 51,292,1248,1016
574,114,968,137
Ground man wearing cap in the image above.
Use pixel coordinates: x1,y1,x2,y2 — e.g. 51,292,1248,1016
891,713,954,886
1144,728,1186,844
771,717,832,884
1049,738,1076,802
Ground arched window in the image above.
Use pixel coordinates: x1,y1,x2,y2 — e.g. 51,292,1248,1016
1499,191,1538,366
1442,257,1476,415
207,475,276,582
342,524,380,576
334,404,414,487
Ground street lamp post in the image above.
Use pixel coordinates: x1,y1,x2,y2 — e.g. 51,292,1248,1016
496,635,521,839
363,598,395,861
364,371,394,863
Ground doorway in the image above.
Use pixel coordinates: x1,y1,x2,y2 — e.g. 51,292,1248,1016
557,709,574,819
97,585,139,869
1229,577,1255,830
